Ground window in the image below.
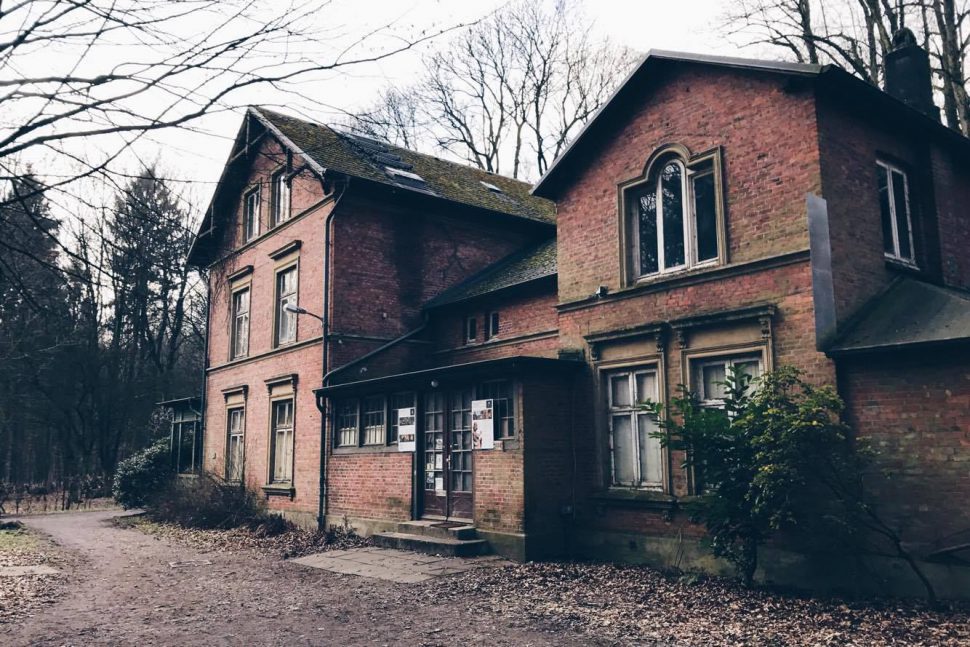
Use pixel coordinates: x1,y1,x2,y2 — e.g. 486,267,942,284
362,395,386,445
271,169,290,226
230,288,250,359
335,399,359,447
388,392,416,444
877,161,915,265
477,380,514,439
275,266,298,346
270,399,294,483
226,408,245,482
243,188,260,242
693,355,763,407
606,368,663,489
625,151,720,280
486,312,500,339
172,409,201,475
464,316,477,344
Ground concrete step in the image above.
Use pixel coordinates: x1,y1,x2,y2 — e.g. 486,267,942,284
397,519,478,541
372,532,490,557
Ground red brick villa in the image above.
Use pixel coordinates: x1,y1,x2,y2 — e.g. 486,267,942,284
179,35,970,597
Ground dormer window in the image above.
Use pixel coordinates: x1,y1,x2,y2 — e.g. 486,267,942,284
877,161,915,266
622,146,724,283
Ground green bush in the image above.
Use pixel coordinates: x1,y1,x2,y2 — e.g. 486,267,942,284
149,473,277,531
112,438,173,509
646,366,857,587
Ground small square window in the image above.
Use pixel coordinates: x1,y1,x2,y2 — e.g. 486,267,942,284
464,316,477,344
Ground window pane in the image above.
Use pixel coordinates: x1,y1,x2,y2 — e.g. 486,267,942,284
336,399,358,447
177,422,195,474
612,415,636,485
635,371,657,404
878,166,895,255
661,162,685,268
702,363,727,401
638,413,663,486
693,172,718,262
635,188,658,275
610,374,631,408
891,170,912,260
277,268,297,345
362,396,385,445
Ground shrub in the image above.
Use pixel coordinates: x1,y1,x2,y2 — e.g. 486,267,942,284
646,366,858,587
149,473,275,530
113,438,173,509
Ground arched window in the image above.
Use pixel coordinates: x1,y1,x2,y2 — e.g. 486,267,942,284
623,147,723,280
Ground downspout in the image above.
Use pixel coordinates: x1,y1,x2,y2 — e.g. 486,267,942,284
317,176,350,530
197,271,211,473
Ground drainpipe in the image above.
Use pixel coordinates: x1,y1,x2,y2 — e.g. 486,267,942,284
317,176,349,530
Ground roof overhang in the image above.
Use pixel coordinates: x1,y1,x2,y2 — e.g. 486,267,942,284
314,355,582,398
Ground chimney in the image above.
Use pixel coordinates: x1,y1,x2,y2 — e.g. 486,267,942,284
884,28,940,121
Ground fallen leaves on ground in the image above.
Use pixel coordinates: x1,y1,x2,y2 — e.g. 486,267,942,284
114,515,369,559
433,562,970,646
0,522,73,625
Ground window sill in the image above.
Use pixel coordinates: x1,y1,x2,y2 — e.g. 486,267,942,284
262,484,295,499
592,488,677,512
332,445,401,455
884,257,921,276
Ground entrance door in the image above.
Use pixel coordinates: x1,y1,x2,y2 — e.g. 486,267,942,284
421,388,473,520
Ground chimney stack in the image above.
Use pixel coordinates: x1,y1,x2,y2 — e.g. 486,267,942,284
884,28,940,121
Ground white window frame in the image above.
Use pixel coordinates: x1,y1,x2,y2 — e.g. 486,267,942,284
486,311,500,339
226,407,245,482
692,354,764,408
230,287,250,360
274,265,298,347
606,367,664,490
335,398,359,447
271,169,290,226
361,395,386,445
243,188,260,242
629,159,718,280
877,160,916,266
464,315,477,344
270,399,294,483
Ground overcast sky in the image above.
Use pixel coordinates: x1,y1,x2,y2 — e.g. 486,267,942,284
14,0,757,222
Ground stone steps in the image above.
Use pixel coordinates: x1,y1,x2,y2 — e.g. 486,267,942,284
371,520,490,557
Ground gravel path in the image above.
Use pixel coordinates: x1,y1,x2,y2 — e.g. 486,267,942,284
7,510,587,646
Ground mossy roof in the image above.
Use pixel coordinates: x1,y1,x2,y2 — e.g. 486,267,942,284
255,108,555,225
425,237,557,308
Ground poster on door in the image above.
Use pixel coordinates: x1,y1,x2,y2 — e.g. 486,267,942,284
397,407,416,452
471,399,494,450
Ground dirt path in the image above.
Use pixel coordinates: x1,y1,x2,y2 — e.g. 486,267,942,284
8,510,590,646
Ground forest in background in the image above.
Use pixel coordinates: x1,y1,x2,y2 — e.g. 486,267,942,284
1,0,968,498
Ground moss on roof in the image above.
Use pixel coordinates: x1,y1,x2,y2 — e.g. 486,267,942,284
425,237,557,308
255,108,555,224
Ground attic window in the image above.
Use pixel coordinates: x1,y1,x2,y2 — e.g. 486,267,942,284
385,167,425,183
480,181,503,193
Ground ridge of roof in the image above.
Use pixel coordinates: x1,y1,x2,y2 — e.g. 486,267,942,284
532,48,969,197
253,108,556,224
424,237,557,308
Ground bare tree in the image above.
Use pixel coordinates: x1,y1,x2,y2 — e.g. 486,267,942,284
349,0,638,180
722,0,970,135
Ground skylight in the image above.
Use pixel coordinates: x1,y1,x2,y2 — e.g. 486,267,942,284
480,181,503,193
385,167,426,183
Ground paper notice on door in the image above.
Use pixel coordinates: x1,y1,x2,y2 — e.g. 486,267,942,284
397,407,416,452
471,399,494,449
434,477,444,492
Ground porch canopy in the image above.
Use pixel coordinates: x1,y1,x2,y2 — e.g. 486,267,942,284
313,355,581,406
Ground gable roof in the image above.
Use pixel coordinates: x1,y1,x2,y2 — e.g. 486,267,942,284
424,237,557,308
254,108,555,224
827,278,970,355
187,108,555,266
532,49,970,198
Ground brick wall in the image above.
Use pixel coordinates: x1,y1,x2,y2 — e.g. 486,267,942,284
327,452,413,522
554,65,821,304
839,347,970,549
